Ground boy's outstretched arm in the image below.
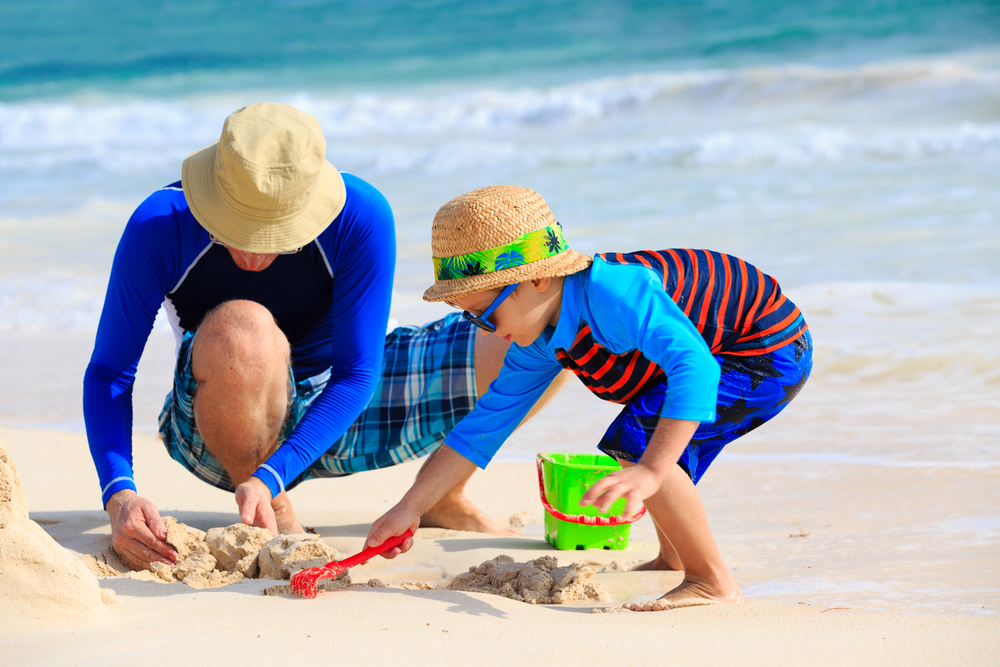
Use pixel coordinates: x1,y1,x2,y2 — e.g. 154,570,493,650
365,445,478,558
580,417,699,517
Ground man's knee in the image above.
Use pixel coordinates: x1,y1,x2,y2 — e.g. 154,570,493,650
192,300,289,380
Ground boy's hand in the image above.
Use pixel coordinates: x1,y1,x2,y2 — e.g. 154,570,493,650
365,503,420,559
580,464,663,518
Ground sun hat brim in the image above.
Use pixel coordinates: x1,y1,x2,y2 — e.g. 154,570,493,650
422,247,593,302
181,141,346,254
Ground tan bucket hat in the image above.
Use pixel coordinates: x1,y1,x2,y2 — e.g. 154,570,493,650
423,185,592,302
181,102,346,254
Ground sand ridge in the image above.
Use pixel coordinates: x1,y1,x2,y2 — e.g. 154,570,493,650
0,437,108,630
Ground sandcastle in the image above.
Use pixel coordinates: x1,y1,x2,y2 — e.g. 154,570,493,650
447,554,608,604
83,517,351,590
0,437,109,631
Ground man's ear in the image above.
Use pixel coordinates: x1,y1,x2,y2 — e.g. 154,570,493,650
531,276,552,292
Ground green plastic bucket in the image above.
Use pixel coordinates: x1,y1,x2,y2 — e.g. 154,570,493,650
537,452,645,551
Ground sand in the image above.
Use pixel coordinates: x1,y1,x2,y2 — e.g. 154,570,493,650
0,437,108,632
1,424,998,666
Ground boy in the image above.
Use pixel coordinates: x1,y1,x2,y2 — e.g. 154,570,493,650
365,185,812,611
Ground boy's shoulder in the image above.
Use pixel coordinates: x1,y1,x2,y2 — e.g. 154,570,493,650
583,254,662,303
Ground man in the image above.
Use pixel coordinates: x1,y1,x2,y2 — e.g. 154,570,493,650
84,102,561,571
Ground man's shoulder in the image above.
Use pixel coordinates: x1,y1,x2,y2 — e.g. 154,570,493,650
128,181,192,228
120,182,203,260
340,173,392,221
316,173,394,251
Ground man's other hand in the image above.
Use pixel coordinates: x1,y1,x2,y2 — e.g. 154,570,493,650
106,489,178,570
235,477,278,536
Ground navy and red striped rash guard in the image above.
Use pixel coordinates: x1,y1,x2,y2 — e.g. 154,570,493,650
554,249,809,404
600,249,807,357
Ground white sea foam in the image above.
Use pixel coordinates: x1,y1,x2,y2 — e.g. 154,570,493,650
1,60,997,184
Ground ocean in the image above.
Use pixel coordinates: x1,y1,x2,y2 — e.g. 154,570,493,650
1,0,998,615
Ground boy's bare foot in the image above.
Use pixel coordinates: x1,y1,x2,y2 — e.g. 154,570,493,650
624,579,743,612
633,554,683,571
420,492,518,536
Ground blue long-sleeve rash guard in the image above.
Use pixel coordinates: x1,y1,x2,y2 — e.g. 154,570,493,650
84,174,395,507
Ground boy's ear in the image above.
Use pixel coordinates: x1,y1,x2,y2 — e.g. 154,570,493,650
530,277,552,292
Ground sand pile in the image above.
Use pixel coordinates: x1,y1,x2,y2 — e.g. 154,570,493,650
447,555,608,604
0,437,109,630
84,521,349,590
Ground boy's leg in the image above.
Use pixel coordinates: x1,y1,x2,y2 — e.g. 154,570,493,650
600,333,813,575
633,513,683,572
419,331,571,534
618,459,742,611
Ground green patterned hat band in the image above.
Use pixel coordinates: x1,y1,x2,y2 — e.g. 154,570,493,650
433,223,569,281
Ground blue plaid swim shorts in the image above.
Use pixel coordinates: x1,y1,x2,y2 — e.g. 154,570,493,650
598,330,813,484
158,313,478,493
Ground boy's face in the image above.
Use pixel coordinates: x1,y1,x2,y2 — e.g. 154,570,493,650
449,277,561,347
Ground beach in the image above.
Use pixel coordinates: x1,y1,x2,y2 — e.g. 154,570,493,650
2,0,1000,663
2,391,999,665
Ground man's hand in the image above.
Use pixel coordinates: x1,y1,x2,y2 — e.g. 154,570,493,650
580,463,664,518
365,503,420,559
106,490,178,571
235,477,278,536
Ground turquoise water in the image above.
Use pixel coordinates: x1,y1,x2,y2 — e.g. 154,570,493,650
0,1,998,437
3,0,999,99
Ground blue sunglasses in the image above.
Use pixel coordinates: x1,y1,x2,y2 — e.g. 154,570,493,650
461,283,517,333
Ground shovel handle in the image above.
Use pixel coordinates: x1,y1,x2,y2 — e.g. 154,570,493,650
335,529,414,569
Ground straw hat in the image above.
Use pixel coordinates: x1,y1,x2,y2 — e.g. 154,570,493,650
423,185,592,302
181,102,346,254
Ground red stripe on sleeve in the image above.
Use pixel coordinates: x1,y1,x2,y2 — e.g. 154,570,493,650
759,292,787,317
726,325,809,356
617,363,663,403
695,250,715,331
589,353,619,381
711,253,732,353
734,258,749,327
574,343,603,366
661,249,685,301
571,325,592,348
634,252,654,271
745,307,802,339
647,250,672,291
603,351,641,394
683,248,700,317
740,267,766,337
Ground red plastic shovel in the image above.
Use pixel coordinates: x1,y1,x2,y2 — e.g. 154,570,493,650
290,529,414,599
